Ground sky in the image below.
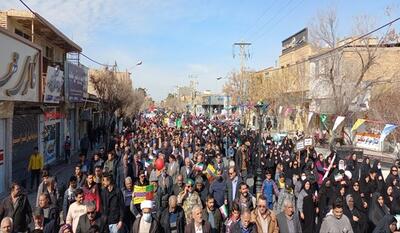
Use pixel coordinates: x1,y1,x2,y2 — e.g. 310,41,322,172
1,0,399,101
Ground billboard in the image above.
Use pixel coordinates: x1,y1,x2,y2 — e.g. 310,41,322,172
65,62,88,102
282,28,308,54
0,28,41,102
44,66,64,103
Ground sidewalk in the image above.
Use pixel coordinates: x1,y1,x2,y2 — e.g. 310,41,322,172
26,143,104,207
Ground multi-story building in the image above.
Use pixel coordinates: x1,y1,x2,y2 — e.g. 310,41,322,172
0,9,83,193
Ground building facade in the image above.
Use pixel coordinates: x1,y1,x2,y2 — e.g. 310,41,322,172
0,9,85,194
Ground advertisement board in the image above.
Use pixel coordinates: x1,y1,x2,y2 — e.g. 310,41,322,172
0,29,41,102
355,132,382,151
282,28,308,54
44,66,64,103
65,62,88,102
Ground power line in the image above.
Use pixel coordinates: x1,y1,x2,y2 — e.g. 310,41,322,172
80,53,110,67
253,0,305,43
241,0,279,40
268,16,400,70
17,0,110,67
247,0,294,41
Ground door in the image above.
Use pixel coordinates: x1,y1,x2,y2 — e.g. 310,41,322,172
0,119,6,193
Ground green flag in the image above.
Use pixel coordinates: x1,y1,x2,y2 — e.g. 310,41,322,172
176,118,182,128
320,114,328,129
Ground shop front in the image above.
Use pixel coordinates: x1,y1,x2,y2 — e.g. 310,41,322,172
0,102,13,196
0,27,42,189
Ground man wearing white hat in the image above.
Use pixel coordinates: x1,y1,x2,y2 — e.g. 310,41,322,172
132,200,160,233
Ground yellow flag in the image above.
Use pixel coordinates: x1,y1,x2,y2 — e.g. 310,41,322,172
351,119,366,131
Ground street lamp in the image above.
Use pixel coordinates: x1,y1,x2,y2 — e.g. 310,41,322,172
254,100,269,195
127,61,143,73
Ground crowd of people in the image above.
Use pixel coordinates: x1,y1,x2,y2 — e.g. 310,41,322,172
0,111,400,233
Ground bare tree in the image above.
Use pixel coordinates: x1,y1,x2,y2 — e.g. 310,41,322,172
309,8,399,116
89,68,133,138
162,93,185,112
120,88,146,118
223,71,247,106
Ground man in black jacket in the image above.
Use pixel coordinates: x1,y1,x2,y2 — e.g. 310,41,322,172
37,192,59,226
202,195,223,233
225,167,242,210
231,209,257,233
0,183,32,232
76,202,107,233
101,174,124,233
159,195,185,233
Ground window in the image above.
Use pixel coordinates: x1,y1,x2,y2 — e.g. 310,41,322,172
45,46,54,59
14,28,31,40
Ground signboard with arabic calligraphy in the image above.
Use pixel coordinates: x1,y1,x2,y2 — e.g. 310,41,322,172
0,28,41,102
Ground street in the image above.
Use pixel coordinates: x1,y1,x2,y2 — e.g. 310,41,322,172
1,1,400,233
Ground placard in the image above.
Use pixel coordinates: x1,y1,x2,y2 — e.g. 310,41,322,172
304,138,313,146
296,141,305,151
355,132,382,151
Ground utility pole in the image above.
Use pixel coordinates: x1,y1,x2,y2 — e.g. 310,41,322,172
188,75,198,115
233,42,251,124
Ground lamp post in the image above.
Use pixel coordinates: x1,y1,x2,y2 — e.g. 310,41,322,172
216,77,230,116
254,100,268,195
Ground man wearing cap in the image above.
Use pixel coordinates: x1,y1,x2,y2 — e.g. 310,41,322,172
178,178,202,220
132,200,160,233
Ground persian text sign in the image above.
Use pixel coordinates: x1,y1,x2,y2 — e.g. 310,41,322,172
66,62,88,102
0,29,40,102
44,66,63,103
355,132,382,151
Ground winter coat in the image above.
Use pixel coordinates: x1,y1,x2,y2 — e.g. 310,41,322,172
159,207,186,233
250,208,279,233
0,194,32,232
100,186,125,224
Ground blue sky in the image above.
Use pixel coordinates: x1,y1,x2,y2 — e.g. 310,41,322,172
1,0,399,100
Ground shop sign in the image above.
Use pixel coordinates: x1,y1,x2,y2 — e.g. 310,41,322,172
44,112,64,121
65,62,88,102
0,29,41,102
44,66,63,103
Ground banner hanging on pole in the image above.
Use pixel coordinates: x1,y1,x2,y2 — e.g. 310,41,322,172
332,116,345,132
307,112,314,127
380,124,397,142
351,119,366,131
